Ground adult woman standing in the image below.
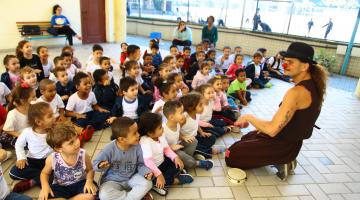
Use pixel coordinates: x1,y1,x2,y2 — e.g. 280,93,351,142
225,42,327,180
201,16,218,48
50,5,82,46
172,21,192,46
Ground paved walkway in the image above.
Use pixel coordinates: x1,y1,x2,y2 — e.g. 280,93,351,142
1,36,360,199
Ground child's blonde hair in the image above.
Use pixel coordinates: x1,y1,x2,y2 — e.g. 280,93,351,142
20,66,35,80
195,83,213,95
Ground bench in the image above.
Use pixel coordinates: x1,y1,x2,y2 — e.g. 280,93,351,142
16,21,67,44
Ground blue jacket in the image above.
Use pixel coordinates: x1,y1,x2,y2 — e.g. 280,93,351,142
1,72,12,90
110,95,149,119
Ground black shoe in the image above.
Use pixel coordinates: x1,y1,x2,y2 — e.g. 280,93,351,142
273,164,289,181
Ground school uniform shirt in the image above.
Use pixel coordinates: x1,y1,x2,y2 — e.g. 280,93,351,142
48,72,58,83
93,141,151,183
199,100,214,123
215,55,233,70
56,81,75,105
122,97,138,119
163,123,180,145
15,127,53,161
140,135,177,176
151,99,166,123
42,59,54,78
86,61,100,75
267,57,284,73
3,109,28,133
191,71,211,89
0,165,10,199
214,91,229,112
66,92,97,114
93,83,118,111
180,112,199,138
19,54,45,80
0,82,10,106
67,64,78,82
35,94,65,118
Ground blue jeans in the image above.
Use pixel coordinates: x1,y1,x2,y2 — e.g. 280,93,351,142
5,192,32,200
73,110,110,130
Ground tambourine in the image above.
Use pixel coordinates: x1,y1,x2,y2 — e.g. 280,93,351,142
227,168,247,184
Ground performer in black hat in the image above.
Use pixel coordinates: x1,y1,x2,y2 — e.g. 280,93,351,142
225,42,328,180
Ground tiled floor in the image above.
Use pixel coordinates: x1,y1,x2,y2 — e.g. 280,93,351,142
1,36,360,200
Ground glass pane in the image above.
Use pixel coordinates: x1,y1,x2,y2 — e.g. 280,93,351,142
134,0,189,21
226,0,245,28
127,0,140,17
288,1,359,42
188,0,225,26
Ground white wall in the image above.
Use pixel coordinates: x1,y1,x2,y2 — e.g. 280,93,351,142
0,0,82,50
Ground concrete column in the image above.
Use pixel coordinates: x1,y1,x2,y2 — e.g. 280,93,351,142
113,0,127,42
106,0,115,42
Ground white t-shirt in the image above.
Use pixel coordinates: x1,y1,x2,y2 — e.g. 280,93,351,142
140,135,169,166
122,98,138,119
163,123,180,145
0,165,9,199
216,55,233,70
3,109,28,133
255,64,261,78
42,59,54,78
15,127,53,160
180,112,199,138
86,61,101,75
66,92,97,114
267,57,283,73
35,95,65,118
0,82,10,106
200,100,214,122
67,64,78,81
152,99,166,123
48,72,58,83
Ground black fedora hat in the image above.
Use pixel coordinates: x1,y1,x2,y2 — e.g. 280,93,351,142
280,42,317,64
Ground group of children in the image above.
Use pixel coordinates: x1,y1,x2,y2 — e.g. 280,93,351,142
0,37,289,199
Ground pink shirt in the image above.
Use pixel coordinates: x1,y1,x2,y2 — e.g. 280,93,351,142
214,91,229,111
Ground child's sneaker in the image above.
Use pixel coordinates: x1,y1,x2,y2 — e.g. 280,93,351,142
265,82,273,88
142,192,154,200
151,186,168,196
198,160,214,170
82,125,95,141
12,179,36,192
177,173,194,184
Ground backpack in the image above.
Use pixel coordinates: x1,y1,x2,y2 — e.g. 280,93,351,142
21,25,41,36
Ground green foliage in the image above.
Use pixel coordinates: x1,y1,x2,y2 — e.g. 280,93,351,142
314,48,337,73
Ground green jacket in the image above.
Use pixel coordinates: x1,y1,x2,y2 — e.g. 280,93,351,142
202,25,218,46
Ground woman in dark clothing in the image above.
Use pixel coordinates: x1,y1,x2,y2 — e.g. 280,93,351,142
50,5,82,45
225,42,328,180
201,16,218,48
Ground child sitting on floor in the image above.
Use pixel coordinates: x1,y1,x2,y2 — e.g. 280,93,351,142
86,44,103,75
20,66,40,97
93,117,153,200
191,62,211,89
3,84,34,139
180,93,220,159
124,60,152,96
93,69,119,111
65,72,109,141
151,44,162,68
107,77,149,124
99,56,115,84
35,79,66,121
152,63,171,102
1,55,21,90
54,66,75,105
152,81,178,122
37,46,54,79
62,45,82,69
186,51,206,85
226,54,245,81
39,123,97,200
10,102,54,192
61,52,78,82
163,100,213,170
245,51,271,89
139,112,193,196
228,69,252,106
167,73,189,98
0,148,32,200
